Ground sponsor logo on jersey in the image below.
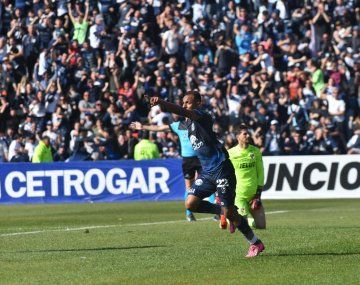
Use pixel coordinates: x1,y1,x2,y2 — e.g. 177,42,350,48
189,135,204,150
236,162,256,169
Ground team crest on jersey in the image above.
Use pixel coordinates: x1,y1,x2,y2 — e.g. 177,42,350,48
249,153,255,159
240,207,247,215
195,179,203,186
191,123,195,131
187,188,195,194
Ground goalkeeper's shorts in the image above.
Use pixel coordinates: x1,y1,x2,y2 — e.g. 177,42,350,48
235,198,251,217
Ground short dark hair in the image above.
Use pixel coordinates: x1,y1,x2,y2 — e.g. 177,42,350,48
42,135,50,142
185,90,201,103
139,130,150,140
233,124,248,135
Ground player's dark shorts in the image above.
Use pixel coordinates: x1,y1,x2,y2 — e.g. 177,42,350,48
188,159,236,207
182,156,202,180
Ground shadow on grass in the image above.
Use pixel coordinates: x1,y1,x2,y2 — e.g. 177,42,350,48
267,252,360,257
13,245,165,253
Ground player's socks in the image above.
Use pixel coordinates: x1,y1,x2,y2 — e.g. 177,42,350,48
237,215,259,244
196,200,221,215
218,208,227,229
207,194,218,220
208,194,215,204
184,190,194,218
186,213,196,222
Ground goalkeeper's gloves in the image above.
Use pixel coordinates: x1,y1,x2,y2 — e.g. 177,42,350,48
250,187,263,211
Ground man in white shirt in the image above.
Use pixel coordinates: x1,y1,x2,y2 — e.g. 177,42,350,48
275,0,288,20
78,92,95,120
327,88,345,123
162,23,180,57
88,15,104,49
226,85,242,125
0,131,8,162
192,0,205,23
8,134,22,161
42,121,58,145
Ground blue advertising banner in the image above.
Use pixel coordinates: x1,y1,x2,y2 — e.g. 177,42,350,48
0,159,185,204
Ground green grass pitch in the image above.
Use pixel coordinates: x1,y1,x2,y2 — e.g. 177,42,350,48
1,199,360,285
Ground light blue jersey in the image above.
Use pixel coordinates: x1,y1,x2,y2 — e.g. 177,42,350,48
170,119,216,219
169,120,197,158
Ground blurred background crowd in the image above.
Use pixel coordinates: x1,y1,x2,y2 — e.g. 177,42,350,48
0,0,359,162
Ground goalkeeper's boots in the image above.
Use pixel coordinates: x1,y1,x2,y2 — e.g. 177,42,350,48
245,241,265,258
219,214,227,229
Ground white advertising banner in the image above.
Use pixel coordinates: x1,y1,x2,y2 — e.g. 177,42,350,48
262,155,360,199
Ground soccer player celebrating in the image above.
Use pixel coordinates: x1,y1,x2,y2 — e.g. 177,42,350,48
149,91,265,257
228,124,266,229
130,118,217,222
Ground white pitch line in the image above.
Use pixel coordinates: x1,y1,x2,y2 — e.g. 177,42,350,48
0,210,288,237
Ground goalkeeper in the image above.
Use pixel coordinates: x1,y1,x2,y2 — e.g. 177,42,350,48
228,124,266,229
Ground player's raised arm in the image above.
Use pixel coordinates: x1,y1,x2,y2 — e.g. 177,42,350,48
149,92,202,121
129,121,170,132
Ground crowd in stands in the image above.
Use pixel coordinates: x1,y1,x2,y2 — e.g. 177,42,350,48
0,0,359,162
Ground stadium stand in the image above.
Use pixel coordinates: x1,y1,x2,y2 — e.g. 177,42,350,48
0,0,358,162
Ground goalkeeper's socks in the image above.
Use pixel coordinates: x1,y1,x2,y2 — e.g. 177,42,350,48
237,215,259,244
196,200,221,215
248,217,256,229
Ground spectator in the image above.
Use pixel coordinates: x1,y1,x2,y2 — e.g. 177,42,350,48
0,130,8,162
10,142,29,162
134,130,160,160
22,25,40,78
161,23,181,61
307,59,325,97
347,130,360,154
8,134,23,161
24,135,36,161
42,121,58,145
326,87,345,126
0,0,357,162
284,130,307,155
32,136,53,163
264,120,283,156
67,1,90,45
308,127,338,155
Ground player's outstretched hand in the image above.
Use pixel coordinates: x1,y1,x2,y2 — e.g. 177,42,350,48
129,121,142,130
149,96,161,107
